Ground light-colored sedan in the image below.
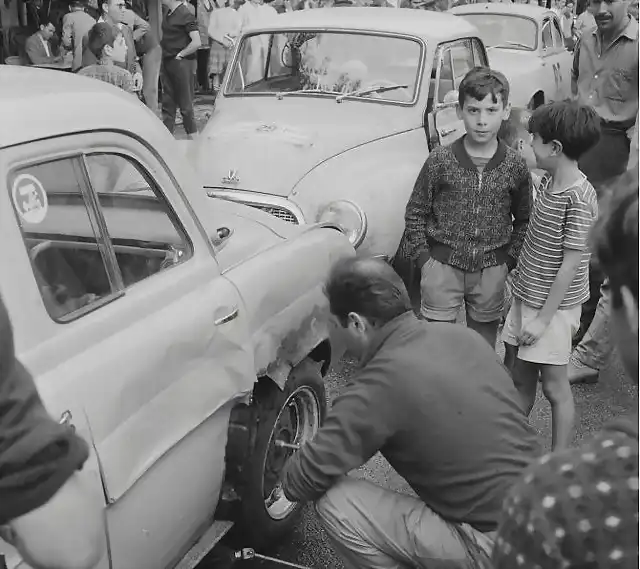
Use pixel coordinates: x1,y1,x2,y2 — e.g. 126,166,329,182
188,8,497,259
450,3,573,109
0,67,354,569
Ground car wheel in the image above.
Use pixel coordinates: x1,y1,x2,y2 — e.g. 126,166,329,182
238,359,326,548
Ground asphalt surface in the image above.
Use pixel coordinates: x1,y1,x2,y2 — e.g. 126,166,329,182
178,96,638,569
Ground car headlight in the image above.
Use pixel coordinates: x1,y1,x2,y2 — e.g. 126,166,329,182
317,200,367,248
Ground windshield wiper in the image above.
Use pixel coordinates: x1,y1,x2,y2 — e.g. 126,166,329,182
276,88,340,100
488,41,531,49
335,84,410,103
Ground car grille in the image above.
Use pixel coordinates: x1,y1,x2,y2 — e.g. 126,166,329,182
251,205,299,225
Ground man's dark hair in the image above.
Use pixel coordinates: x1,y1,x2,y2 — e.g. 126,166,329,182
499,108,531,148
87,22,119,58
325,257,412,327
458,67,510,108
592,167,639,308
528,101,601,161
39,16,55,28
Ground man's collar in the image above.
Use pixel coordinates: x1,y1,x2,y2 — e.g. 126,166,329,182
360,311,416,367
592,15,639,41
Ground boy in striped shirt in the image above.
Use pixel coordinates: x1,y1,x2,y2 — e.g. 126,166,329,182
502,101,601,451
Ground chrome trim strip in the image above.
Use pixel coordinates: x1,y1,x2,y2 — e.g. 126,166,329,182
206,188,307,224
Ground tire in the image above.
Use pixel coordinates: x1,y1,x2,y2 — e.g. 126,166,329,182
237,359,326,549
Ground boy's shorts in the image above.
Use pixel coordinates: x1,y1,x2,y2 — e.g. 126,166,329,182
502,300,581,365
420,258,507,323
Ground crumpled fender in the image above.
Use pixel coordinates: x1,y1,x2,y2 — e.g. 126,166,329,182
253,284,331,389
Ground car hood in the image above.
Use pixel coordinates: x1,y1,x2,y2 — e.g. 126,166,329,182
194,97,417,197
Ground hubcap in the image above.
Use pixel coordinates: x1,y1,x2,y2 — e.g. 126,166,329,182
262,385,321,520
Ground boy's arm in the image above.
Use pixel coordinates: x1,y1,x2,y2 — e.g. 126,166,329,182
508,164,532,270
404,156,436,269
519,197,593,345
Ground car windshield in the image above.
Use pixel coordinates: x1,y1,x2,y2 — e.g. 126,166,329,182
458,14,537,51
225,31,423,103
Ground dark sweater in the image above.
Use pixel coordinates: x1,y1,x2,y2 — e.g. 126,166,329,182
0,296,89,525
404,137,531,272
281,312,541,532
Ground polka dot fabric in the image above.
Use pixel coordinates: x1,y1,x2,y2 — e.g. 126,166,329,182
493,421,639,569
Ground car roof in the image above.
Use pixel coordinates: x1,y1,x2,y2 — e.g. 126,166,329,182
450,2,555,21
0,67,166,149
246,7,480,40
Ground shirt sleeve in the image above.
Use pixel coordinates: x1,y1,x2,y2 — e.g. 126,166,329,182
0,300,89,526
563,196,594,251
184,10,199,34
571,38,581,81
281,369,400,503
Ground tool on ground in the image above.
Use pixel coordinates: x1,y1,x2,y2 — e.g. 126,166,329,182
234,548,314,568
274,440,301,450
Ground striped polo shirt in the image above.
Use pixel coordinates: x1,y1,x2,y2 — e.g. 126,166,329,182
512,174,598,310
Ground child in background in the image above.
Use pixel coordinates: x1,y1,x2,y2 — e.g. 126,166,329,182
78,23,134,93
502,101,600,451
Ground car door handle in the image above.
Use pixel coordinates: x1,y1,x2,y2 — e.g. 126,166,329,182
439,126,458,137
215,306,239,326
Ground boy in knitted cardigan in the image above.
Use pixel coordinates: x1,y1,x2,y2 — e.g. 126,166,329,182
404,67,531,348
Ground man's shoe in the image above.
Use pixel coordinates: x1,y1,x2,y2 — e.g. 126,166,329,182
568,359,599,385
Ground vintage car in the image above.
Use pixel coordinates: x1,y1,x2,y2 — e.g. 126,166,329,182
188,8,509,259
450,3,573,109
0,67,354,569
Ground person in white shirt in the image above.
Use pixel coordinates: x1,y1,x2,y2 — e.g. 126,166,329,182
237,0,277,81
207,0,241,88
574,0,597,37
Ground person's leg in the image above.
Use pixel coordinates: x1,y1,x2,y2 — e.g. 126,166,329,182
512,359,539,415
569,282,611,384
419,258,464,325
466,264,508,348
539,363,574,451
315,477,489,569
576,262,605,343
503,343,518,375
142,44,162,116
172,58,198,136
160,58,178,134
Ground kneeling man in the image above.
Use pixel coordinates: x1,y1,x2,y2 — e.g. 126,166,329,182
281,257,541,568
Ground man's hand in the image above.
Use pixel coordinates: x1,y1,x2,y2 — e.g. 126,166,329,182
132,72,143,91
518,317,549,347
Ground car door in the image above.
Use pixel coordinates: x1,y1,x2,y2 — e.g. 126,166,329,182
540,16,565,102
550,15,573,99
428,37,488,149
1,132,256,569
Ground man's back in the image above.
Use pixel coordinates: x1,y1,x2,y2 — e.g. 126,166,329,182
371,315,540,530
63,10,96,70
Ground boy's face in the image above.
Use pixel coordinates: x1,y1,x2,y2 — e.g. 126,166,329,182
530,132,558,169
458,93,511,146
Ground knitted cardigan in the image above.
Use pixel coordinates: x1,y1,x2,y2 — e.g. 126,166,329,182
404,138,532,272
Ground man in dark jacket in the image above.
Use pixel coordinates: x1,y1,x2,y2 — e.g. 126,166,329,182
281,257,541,569
0,296,103,569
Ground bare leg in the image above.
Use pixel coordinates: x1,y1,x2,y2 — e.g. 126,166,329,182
512,358,539,415
467,315,500,348
540,363,574,451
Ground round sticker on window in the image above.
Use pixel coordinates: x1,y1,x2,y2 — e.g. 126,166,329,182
12,174,49,225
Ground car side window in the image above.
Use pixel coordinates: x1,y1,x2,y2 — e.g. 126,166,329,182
9,157,114,320
541,20,553,50
551,17,564,48
85,153,192,288
450,41,475,90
